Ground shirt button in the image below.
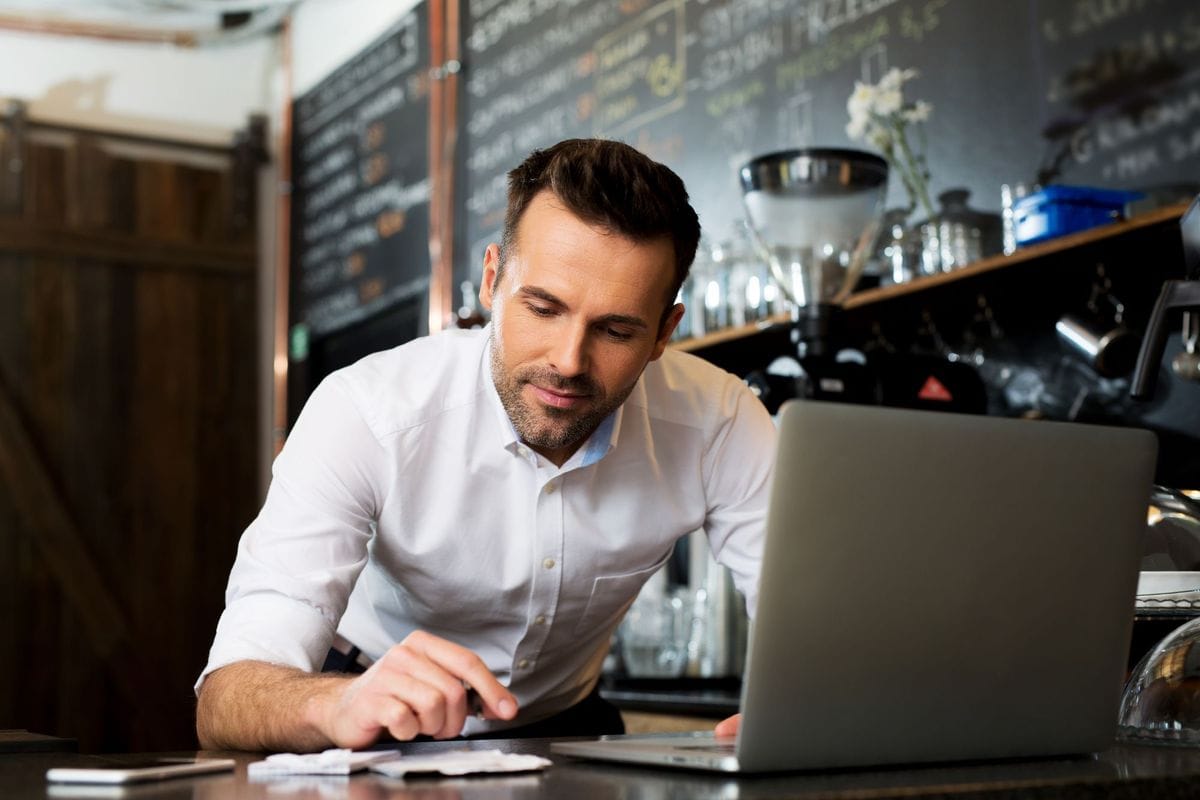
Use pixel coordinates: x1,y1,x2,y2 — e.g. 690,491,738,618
543,558,556,570
534,615,547,626
518,658,530,669
544,482,557,495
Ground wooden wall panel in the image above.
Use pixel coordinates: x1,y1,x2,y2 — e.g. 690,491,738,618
106,156,137,235
0,126,260,753
0,126,21,213
25,142,67,225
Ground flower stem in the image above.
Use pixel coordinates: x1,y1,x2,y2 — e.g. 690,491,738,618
893,126,936,219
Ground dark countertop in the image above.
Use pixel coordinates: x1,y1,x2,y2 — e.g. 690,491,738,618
10,738,1200,799
0,730,77,755
599,676,742,718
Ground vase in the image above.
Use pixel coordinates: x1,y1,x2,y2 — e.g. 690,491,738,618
875,208,923,286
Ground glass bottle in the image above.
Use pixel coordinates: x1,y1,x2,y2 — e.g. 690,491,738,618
454,280,487,329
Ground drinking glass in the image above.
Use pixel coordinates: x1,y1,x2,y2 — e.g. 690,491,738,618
620,588,692,678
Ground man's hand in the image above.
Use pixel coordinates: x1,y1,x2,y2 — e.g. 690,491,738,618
714,713,741,738
196,631,519,752
314,630,518,747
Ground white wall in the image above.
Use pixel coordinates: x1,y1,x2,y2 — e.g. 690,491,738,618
289,0,421,98
0,27,276,144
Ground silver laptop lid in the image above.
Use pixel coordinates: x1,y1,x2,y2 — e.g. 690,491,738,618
737,401,1157,772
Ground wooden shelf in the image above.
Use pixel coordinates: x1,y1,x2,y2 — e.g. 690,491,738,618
670,313,791,353
843,200,1188,309
670,201,1189,353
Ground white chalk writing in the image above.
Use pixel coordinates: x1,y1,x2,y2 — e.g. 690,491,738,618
351,177,432,220
467,0,590,53
305,172,357,220
297,13,418,137
701,24,785,92
468,59,578,136
789,0,902,46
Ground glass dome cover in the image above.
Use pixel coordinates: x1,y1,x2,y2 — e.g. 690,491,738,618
1119,615,1200,744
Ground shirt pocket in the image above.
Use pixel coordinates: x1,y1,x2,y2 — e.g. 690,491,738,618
572,549,673,637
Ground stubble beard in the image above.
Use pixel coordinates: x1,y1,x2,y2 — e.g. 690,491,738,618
489,336,635,455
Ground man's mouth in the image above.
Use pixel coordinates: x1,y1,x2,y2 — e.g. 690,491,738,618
528,383,590,410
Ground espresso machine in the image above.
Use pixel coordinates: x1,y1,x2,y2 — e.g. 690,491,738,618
1115,195,1200,743
739,148,887,405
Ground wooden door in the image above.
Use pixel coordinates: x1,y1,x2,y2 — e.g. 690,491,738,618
0,116,261,752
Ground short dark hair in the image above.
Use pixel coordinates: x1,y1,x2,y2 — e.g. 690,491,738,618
498,139,700,316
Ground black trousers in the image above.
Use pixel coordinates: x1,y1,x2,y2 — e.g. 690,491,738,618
321,645,624,740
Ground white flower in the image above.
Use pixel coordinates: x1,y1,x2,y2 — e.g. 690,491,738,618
844,65,935,218
903,100,932,123
845,117,865,140
846,82,876,118
873,88,903,116
878,67,917,92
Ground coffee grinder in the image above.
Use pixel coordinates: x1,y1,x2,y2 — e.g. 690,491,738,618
739,149,888,404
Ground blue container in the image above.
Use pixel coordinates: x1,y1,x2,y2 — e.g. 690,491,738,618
1012,185,1144,246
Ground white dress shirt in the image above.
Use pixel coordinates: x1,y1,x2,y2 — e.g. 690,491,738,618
199,325,777,734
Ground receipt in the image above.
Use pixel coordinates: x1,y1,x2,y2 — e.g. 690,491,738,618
248,748,401,778
370,750,551,777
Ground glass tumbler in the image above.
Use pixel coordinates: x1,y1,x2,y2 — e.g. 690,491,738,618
620,589,692,678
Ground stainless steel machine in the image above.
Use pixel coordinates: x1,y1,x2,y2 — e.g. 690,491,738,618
740,148,887,357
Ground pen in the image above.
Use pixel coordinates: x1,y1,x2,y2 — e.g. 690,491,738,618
464,683,485,718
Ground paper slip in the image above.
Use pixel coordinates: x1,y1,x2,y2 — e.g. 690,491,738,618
249,748,401,778
369,750,551,777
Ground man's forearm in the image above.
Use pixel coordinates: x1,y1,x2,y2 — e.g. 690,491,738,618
196,661,350,752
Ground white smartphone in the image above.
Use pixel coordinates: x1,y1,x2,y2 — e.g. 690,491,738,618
46,758,236,784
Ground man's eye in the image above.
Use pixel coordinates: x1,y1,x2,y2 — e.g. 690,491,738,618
528,305,555,317
606,327,634,341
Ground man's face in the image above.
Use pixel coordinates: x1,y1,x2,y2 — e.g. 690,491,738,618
480,191,683,466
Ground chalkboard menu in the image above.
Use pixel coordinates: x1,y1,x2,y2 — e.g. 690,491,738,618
290,5,431,342
453,0,1199,295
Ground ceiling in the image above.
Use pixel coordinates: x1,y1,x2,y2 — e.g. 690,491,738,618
0,0,297,45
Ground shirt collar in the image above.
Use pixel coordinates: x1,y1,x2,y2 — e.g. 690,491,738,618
578,405,620,467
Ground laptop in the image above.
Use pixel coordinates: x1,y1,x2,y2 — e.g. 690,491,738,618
553,400,1158,772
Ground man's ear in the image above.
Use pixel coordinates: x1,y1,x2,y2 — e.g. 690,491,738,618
649,303,685,361
480,244,501,311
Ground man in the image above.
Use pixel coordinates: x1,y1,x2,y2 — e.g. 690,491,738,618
196,139,776,751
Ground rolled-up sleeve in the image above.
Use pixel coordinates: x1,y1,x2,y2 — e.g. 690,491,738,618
195,374,385,692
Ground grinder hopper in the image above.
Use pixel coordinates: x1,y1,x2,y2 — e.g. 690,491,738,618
739,148,888,351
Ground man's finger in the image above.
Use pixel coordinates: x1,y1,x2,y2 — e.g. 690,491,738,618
397,679,449,737
381,697,420,742
440,657,517,721
405,632,518,721
375,651,469,738
714,713,741,738
348,694,417,744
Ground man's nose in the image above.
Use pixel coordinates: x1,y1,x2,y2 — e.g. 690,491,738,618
547,323,589,377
